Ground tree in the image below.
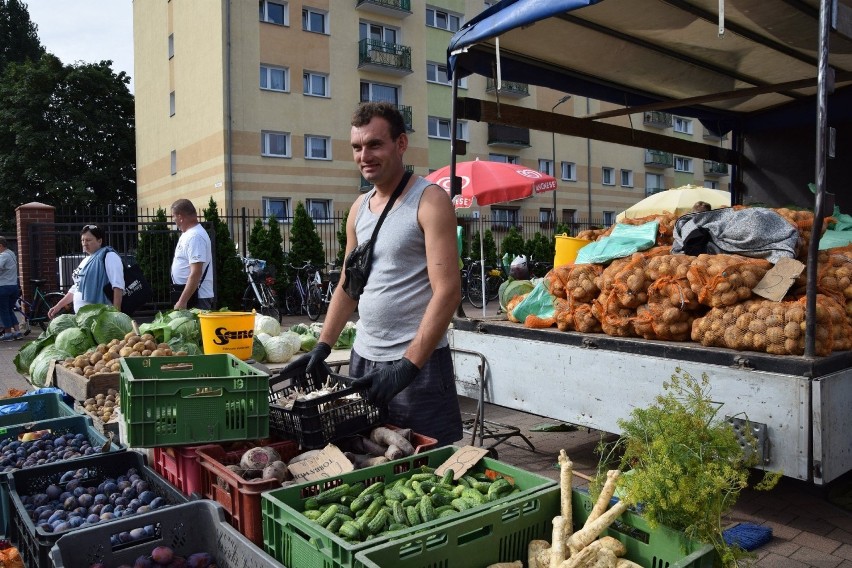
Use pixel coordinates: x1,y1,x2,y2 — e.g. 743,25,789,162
500,226,525,259
202,197,243,310
525,232,553,265
287,201,325,280
0,54,135,230
136,208,177,306
248,215,288,297
469,229,498,267
0,0,44,75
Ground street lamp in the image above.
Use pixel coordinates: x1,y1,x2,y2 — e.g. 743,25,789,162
551,95,572,228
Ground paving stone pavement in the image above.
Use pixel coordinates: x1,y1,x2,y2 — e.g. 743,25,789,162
1,333,852,567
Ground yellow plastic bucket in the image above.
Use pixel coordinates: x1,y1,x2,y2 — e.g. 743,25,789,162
198,311,255,360
554,234,591,266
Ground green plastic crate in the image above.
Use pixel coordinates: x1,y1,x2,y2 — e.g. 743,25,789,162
0,392,77,428
119,354,269,447
354,489,715,568
260,445,557,568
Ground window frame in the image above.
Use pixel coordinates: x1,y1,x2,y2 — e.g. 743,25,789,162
561,161,576,181
360,80,400,105
489,153,519,165
620,169,633,188
673,117,694,135
425,61,466,88
455,120,469,142
302,7,329,34
260,64,289,92
601,167,615,186
168,34,174,59
427,116,452,140
261,130,291,158
539,159,554,177
302,71,329,97
169,91,175,117
674,156,694,173
426,7,461,32
304,134,331,160
490,207,520,230
170,150,177,175
259,1,289,25
603,211,615,226
703,180,719,189
263,197,291,222
306,198,332,223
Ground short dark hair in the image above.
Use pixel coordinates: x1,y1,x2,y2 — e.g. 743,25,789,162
171,199,197,217
351,102,406,140
692,201,712,212
81,224,105,241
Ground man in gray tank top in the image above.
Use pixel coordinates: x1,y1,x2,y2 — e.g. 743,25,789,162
287,102,463,446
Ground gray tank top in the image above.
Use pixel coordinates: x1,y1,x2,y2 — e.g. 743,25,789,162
352,176,448,360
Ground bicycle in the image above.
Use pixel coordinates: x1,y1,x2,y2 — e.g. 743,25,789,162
467,260,504,309
240,256,281,321
284,263,324,321
317,262,341,314
7,279,68,336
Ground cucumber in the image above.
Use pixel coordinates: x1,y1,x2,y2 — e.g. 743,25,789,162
367,509,390,535
405,505,421,526
338,520,361,540
419,495,436,522
440,469,455,485
316,484,351,505
315,504,339,527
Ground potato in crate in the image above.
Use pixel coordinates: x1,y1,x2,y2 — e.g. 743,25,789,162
50,500,282,568
268,360,386,449
119,354,270,447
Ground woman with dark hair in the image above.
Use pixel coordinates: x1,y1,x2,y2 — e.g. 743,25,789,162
48,225,125,317
0,236,23,340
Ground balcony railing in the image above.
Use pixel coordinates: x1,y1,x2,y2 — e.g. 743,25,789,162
643,111,673,128
485,78,530,98
358,38,412,75
487,123,530,147
644,149,674,168
703,160,729,176
645,187,667,197
355,0,412,17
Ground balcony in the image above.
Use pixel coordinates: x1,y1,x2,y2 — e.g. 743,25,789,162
360,164,414,191
645,187,667,197
487,123,530,148
644,149,674,168
485,78,530,98
643,111,673,128
355,0,412,18
358,38,412,76
704,160,729,176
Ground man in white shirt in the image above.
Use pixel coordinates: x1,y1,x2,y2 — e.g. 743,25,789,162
170,199,213,309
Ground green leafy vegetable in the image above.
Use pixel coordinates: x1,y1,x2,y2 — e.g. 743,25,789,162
75,303,108,331
54,328,96,357
91,309,133,345
46,313,78,336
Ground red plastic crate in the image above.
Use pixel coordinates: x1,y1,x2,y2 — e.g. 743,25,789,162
196,439,301,545
152,444,219,496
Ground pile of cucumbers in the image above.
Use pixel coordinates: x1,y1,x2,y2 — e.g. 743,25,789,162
301,467,520,543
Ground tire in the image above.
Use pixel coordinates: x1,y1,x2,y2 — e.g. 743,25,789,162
39,293,67,330
485,275,503,301
242,286,258,312
258,285,281,321
467,274,484,308
305,286,323,321
284,285,301,316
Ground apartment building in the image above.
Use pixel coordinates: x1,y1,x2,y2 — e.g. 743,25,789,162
133,0,730,229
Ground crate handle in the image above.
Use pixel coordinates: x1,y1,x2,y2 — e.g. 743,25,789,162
159,362,195,372
182,387,224,398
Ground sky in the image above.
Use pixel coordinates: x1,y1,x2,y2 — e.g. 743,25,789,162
26,0,135,92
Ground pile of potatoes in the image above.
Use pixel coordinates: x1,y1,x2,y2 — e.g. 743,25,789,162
686,254,770,308
61,332,187,378
82,388,120,424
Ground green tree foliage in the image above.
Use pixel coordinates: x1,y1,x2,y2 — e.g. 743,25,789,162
335,208,349,267
202,197,243,310
0,0,44,74
469,229,498,266
0,54,135,230
136,208,177,305
500,226,525,259
525,232,553,265
287,201,325,280
247,215,288,297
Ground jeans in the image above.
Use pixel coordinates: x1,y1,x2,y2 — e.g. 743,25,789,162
0,284,18,329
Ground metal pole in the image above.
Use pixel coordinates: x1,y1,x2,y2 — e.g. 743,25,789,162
586,97,593,220
551,95,571,227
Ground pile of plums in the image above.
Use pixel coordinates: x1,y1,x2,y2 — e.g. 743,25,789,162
19,466,170,535
89,546,214,567
0,431,103,473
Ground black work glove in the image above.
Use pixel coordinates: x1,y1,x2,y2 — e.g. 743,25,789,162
281,341,332,385
351,358,420,406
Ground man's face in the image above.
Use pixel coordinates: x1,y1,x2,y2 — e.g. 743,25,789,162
172,211,184,232
350,117,407,187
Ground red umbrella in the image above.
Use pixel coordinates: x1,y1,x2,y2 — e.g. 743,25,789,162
426,159,557,209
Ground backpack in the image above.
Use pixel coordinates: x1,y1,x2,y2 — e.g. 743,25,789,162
103,253,153,316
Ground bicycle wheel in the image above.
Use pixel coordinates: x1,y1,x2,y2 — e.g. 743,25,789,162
284,284,301,316
305,286,323,321
467,274,484,308
36,293,67,330
258,284,281,321
485,275,503,301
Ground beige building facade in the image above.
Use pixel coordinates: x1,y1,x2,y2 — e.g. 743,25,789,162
133,0,730,228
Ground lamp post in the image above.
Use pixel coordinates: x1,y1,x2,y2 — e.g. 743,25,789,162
551,95,572,227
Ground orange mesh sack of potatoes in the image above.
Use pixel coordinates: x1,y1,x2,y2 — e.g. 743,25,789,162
546,265,573,299
592,301,636,337
773,207,831,262
555,296,602,333
576,227,611,241
564,263,603,303
633,273,706,341
686,253,772,308
691,294,852,356
619,213,677,246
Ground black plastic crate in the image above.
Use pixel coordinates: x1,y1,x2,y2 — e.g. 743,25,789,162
6,451,187,568
268,360,386,449
50,500,282,568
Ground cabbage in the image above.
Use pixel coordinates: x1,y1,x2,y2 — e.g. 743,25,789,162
28,346,72,387
169,316,200,343
262,335,298,363
167,337,202,356
75,303,108,331
299,333,317,352
255,315,281,337
334,322,357,350
280,331,303,356
91,309,134,345
14,335,55,375
54,328,95,357
289,323,310,335
46,314,78,336
499,279,534,312
168,309,195,321
255,332,271,345
251,338,267,363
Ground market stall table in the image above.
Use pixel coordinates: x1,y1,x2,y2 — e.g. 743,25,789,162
264,348,351,374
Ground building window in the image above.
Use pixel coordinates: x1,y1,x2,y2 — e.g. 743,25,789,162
562,208,577,224
259,1,288,25
426,7,461,32
168,34,174,59
540,208,555,226
428,116,452,139
360,81,399,105
170,150,176,175
603,211,615,225
307,199,331,222
491,207,519,230
260,65,288,92
261,131,290,157
302,8,328,33
303,72,328,97
602,167,615,185
620,169,633,187
674,156,693,172
673,117,693,135
539,159,554,176
169,91,175,116
426,62,466,88
704,180,719,189
263,197,291,222
305,135,331,160
456,121,469,142
561,162,576,181
646,173,664,193
360,21,397,43
489,153,518,164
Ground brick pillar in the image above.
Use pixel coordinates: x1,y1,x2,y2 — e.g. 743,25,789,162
16,202,57,302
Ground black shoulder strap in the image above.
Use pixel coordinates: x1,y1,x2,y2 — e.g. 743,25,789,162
365,170,413,253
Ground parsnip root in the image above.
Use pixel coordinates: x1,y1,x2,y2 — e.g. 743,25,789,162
550,515,566,568
558,449,574,536
567,500,629,554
